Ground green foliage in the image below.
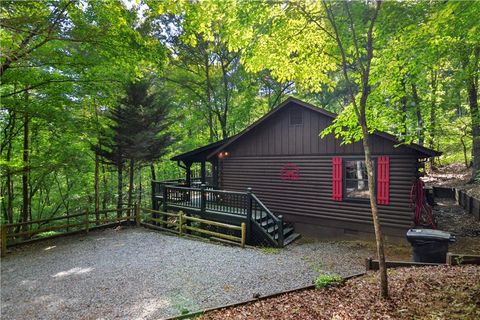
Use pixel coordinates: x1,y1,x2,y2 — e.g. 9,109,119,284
1,0,478,230
314,274,343,289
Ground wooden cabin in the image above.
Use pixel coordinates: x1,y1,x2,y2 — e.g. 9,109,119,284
153,97,440,246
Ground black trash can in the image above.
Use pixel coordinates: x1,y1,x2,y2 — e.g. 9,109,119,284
406,229,456,263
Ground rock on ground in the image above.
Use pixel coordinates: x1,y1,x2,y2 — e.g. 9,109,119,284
1,227,369,320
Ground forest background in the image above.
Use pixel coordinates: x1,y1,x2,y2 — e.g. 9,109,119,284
1,0,478,227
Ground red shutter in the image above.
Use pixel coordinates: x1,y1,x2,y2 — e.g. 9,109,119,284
377,156,390,205
332,157,343,201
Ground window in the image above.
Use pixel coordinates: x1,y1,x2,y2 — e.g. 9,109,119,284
344,160,373,200
289,109,303,125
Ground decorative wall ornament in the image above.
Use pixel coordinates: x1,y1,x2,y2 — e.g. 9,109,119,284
281,163,300,181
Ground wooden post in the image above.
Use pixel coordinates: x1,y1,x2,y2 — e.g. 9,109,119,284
161,184,167,227
185,163,192,187
1,225,7,257
85,209,89,233
161,184,168,211
179,211,184,236
246,187,252,243
277,215,284,248
200,183,206,214
240,222,246,248
200,161,206,185
151,180,157,210
365,257,373,271
446,252,453,266
212,160,219,189
135,203,140,226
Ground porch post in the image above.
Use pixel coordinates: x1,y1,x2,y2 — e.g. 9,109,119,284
246,187,253,244
200,160,206,185
185,162,192,187
211,159,219,189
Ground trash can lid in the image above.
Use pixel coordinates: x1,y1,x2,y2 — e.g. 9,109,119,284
406,228,453,241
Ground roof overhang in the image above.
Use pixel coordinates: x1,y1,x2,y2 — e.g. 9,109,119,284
170,137,233,163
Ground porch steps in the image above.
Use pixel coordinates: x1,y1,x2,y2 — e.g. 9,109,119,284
254,215,300,247
283,232,301,246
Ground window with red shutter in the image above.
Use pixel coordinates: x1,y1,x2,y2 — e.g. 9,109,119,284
377,156,390,205
332,157,342,201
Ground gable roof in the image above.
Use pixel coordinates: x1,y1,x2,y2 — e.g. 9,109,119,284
206,97,441,159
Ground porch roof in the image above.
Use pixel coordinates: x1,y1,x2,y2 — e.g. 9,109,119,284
170,137,233,163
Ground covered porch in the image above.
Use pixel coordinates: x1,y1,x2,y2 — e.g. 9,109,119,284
149,139,299,247
166,138,230,188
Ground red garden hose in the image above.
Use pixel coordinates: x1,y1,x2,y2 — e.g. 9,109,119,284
410,178,437,229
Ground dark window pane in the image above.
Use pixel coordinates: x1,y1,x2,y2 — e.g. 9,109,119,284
345,160,367,179
344,160,373,199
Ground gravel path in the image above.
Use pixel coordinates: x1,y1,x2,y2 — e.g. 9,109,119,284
1,227,369,320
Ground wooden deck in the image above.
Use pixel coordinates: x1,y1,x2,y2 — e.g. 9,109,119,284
151,182,300,247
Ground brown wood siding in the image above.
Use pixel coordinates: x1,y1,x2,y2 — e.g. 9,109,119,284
217,102,420,234
219,155,417,232
226,104,419,158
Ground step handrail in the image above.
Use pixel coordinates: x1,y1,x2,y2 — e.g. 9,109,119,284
251,194,280,223
250,193,284,247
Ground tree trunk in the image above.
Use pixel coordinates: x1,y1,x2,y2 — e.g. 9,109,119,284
117,164,123,218
429,70,438,170
21,106,29,233
205,54,215,142
128,158,135,214
220,59,230,140
400,77,407,139
101,165,107,211
322,0,387,298
150,162,156,181
411,83,424,145
361,125,388,299
94,152,100,225
468,75,480,181
138,166,142,207
5,112,15,224
461,132,469,168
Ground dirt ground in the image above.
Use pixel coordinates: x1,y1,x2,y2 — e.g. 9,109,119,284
423,163,480,198
201,265,480,320
324,183,480,261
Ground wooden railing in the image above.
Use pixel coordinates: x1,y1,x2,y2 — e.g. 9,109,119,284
250,192,284,247
152,182,285,247
141,208,246,248
0,205,248,256
1,206,140,257
152,177,213,189
159,184,249,216
205,189,248,215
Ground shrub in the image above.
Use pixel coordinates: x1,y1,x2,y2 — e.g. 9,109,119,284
314,274,343,289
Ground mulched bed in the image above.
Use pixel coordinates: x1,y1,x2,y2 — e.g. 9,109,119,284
201,265,480,320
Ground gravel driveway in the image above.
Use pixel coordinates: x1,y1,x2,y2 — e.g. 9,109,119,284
1,227,369,320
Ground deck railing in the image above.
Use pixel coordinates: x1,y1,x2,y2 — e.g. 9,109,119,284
205,189,248,215
151,182,285,247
